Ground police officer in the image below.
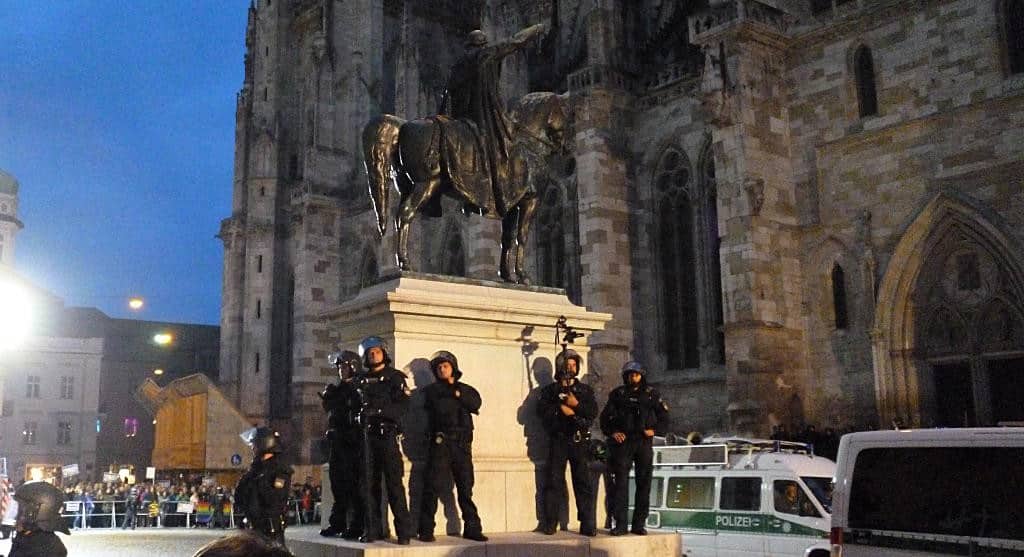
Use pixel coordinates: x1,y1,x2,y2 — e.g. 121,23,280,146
234,426,294,547
536,348,599,536
121,486,138,529
417,350,487,542
9,480,68,557
599,360,670,535
319,349,365,539
356,336,413,545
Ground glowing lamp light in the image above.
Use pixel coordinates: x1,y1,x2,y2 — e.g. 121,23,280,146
0,280,33,350
153,333,173,345
29,467,45,481
128,297,144,310
153,368,164,376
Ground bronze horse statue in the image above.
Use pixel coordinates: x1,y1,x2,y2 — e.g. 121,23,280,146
362,92,569,284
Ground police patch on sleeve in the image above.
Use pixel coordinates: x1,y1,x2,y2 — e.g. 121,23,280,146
274,477,287,489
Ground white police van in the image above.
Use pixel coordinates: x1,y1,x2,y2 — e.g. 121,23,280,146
830,427,1024,557
632,436,834,557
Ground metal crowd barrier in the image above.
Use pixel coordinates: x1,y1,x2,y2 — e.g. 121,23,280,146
60,499,239,529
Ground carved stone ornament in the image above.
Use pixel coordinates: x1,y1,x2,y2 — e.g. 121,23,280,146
744,176,765,215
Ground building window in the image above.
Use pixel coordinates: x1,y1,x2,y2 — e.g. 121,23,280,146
257,254,263,273
57,422,72,445
22,421,37,445
832,264,849,330
25,376,40,399
60,376,74,400
255,351,261,374
289,155,300,179
1005,0,1024,74
700,150,726,365
256,299,262,319
124,417,138,438
854,46,878,117
655,149,701,370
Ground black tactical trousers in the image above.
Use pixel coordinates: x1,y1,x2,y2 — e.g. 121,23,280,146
418,435,482,536
328,438,364,533
543,435,596,532
609,436,654,531
363,430,413,540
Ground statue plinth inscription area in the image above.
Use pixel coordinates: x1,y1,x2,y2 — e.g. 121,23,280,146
319,274,610,534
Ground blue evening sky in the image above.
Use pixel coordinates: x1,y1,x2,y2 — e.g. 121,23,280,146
1,2,250,325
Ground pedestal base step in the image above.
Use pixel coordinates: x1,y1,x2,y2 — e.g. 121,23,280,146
288,527,680,557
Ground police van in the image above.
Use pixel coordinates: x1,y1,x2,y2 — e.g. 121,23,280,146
631,436,834,557
830,427,1024,557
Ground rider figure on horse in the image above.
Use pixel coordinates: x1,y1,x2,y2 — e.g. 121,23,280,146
438,24,546,215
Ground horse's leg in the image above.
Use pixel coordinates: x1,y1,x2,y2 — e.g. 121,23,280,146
396,176,442,271
514,194,538,285
500,209,518,282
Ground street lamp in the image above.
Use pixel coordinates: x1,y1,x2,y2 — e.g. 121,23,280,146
153,368,164,376
152,332,173,346
128,297,144,311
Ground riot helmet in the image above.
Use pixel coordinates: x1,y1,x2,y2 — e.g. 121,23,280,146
358,336,391,369
466,29,488,47
328,349,362,379
620,360,647,386
429,350,462,381
554,349,582,381
241,426,283,455
14,481,69,534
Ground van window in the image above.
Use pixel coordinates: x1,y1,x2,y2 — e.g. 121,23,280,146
850,447,1024,541
667,477,715,509
773,480,820,517
801,476,833,513
720,477,761,511
630,477,664,508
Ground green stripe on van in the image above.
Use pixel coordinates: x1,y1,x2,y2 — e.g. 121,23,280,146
651,509,825,538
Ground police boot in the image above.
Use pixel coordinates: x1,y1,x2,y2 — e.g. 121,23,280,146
320,526,342,537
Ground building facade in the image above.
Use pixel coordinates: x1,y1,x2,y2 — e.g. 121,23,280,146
0,168,221,482
220,0,1024,463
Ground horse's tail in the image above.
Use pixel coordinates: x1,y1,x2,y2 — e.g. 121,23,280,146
362,114,404,238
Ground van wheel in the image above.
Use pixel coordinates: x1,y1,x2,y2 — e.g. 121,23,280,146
808,550,830,557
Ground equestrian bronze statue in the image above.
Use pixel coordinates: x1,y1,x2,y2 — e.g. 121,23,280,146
362,24,568,284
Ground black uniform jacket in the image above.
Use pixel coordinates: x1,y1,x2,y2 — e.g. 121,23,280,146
599,383,671,440
234,454,294,521
537,380,598,437
357,367,410,427
322,379,362,442
9,530,67,557
422,380,482,435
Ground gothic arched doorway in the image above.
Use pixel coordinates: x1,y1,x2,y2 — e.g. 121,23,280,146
873,195,1024,427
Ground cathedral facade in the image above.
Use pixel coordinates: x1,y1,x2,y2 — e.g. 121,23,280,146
219,0,1024,463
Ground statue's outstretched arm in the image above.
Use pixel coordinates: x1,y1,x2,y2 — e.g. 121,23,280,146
489,23,547,58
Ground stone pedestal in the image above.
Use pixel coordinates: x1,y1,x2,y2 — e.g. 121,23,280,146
320,274,613,534
289,528,681,557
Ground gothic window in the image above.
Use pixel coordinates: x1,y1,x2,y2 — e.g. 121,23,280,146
924,307,967,355
655,149,700,370
980,299,1023,350
536,185,565,290
854,46,878,117
359,249,378,289
440,227,466,277
123,417,138,438
1005,0,1024,74
832,264,849,330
